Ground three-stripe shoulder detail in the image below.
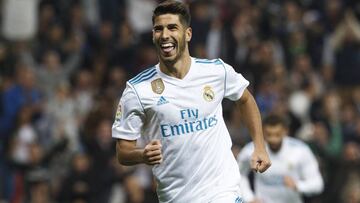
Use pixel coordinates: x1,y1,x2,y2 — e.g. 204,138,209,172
129,67,157,85
194,58,222,65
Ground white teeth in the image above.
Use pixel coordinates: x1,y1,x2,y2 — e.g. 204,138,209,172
160,42,175,53
161,43,174,48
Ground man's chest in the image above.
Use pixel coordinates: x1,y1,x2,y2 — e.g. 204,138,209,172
139,77,224,122
258,150,302,184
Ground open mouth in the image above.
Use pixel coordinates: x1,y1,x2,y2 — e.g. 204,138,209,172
160,42,176,54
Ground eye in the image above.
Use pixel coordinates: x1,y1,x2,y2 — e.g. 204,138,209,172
153,26,163,32
168,25,178,31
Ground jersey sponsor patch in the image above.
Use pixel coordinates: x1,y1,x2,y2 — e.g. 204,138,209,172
203,85,215,102
151,78,165,94
160,108,218,137
115,104,122,121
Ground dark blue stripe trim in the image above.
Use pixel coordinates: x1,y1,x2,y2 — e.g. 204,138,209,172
129,68,156,84
130,69,156,84
195,59,222,65
195,58,214,61
132,71,157,84
129,68,154,83
129,67,155,83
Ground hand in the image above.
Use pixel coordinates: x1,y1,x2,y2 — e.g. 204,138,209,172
283,176,297,191
143,140,163,165
251,149,271,173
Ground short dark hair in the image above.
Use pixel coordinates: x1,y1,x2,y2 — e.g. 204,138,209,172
152,0,191,27
263,114,288,127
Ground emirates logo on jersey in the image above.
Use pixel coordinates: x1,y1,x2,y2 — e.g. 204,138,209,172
203,85,215,102
151,78,165,94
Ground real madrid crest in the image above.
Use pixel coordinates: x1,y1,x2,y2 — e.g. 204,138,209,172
203,85,215,102
151,78,165,94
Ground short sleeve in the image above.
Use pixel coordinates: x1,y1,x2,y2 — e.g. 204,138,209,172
222,60,249,101
112,83,145,140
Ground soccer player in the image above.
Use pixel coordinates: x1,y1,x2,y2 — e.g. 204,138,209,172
112,1,271,202
237,115,324,203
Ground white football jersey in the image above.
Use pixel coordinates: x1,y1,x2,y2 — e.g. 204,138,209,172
112,57,249,203
237,137,324,203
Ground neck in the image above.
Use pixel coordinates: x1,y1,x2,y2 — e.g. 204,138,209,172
269,141,283,153
159,50,191,79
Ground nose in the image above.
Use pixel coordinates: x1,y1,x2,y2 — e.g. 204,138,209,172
161,28,170,40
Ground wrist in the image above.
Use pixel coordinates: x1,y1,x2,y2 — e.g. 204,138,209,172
138,149,146,164
253,140,266,150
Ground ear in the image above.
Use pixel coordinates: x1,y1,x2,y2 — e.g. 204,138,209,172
152,29,156,44
185,27,192,42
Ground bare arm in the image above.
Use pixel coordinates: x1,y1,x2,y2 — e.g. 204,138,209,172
236,89,271,173
116,139,162,166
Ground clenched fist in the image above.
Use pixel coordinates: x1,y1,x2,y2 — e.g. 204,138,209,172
251,149,271,173
143,140,163,165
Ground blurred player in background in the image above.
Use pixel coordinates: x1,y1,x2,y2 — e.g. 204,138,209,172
112,0,271,202
237,114,323,203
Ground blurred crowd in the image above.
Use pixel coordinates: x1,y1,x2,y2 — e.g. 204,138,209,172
0,0,360,203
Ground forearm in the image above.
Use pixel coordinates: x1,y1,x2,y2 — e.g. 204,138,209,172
115,138,163,166
61,53,81,79
117,148,144,166
296,153,324,195
236,91,265,149
296,177,324,195
116,141,144,165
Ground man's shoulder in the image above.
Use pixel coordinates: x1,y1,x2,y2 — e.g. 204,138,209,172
128,66,157,86
285,137,310,150
194,57,224,66
194,57,223,64
193,58,228,77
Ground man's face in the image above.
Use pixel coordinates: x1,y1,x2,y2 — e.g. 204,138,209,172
264,124,287,152
152,14,192,64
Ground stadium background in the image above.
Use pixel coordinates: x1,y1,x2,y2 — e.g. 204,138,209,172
0,0,360,202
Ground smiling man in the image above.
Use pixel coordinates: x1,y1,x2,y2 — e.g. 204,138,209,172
112,1,271,203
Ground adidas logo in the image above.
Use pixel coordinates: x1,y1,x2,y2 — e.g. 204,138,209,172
157,96,169,105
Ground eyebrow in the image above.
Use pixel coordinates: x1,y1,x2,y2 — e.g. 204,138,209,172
167,24,178,28
153,23,179,29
